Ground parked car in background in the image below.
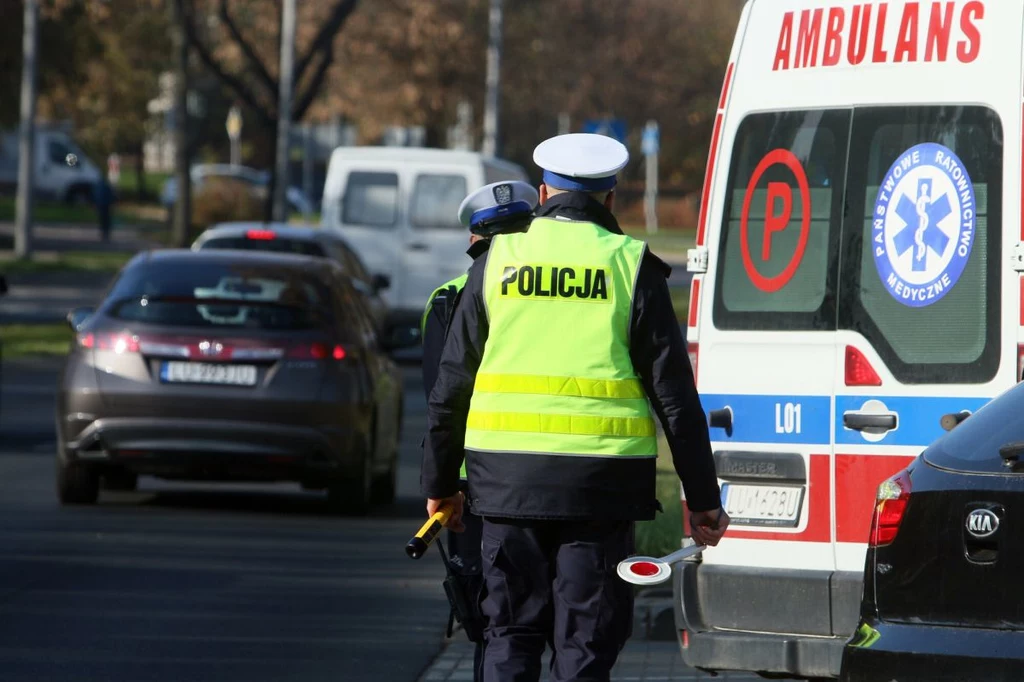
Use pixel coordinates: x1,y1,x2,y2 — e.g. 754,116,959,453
320,147,529,332
0,127,102,204
57,250,416,514
191,222,391,334
160,164,315,216
840,384,1024,681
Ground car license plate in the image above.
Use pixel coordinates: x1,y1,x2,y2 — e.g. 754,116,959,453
721,483,804,528
160,361,258,386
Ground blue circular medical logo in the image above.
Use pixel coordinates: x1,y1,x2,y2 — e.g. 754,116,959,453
872,142,976,308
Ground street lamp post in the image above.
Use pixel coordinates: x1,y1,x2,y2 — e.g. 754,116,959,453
273,0,297,223
14,0,40,259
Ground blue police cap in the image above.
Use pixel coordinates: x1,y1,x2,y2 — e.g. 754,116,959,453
458,180,539,233
533,133,630,192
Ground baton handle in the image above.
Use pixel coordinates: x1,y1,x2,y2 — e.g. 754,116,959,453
406,504,453,559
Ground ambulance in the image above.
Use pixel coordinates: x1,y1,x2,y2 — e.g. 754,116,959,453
675,0,1014,678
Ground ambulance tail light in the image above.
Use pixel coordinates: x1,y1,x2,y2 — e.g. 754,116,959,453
845,345,882,387
868,469,911,547
687,343,698,383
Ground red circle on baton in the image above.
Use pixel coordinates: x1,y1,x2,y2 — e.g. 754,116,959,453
739,149,811,293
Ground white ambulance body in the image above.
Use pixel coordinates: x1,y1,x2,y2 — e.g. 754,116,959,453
676,0,1017,677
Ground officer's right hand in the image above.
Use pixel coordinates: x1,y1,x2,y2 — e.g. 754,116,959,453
690,507,730,547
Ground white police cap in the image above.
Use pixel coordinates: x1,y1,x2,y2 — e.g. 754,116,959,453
457,180,539,232
533,133,630,192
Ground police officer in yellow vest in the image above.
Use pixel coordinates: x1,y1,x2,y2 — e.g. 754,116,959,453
420,180,538,682
423,133,729,681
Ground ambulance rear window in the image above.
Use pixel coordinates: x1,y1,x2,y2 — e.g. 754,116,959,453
839,106,1002,384
712,110,849,331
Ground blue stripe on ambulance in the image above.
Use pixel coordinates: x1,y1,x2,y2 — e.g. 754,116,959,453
834,395,993,448
700,394,830,445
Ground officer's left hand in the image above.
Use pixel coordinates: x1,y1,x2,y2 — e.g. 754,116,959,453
427,493,465,533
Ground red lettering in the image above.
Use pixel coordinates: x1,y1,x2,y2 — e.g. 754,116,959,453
925,2,954,62
796,9,824,68
894,2,919,62
774,12,794,71
848,4,872,65
957,1,983,63
763,182,793,261
823,7,845,66
872,3,889,62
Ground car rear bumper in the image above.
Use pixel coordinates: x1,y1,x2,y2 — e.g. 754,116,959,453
61,417,362,483
840,618,1024,681
672,559,859,678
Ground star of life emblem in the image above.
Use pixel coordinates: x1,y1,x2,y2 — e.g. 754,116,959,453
871,142,976,308
493,183,513,205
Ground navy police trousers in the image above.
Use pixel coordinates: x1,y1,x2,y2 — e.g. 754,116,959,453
447,484,485,681
479,517,635,682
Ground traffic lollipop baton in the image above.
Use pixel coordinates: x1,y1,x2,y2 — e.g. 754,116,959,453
617,544,706,585
405,504,454,559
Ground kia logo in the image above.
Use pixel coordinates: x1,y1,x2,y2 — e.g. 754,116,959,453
198,340,223,356
966,509,1000,539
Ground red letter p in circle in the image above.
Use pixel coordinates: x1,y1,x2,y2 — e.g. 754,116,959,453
739,149,811,293
763,182,792,261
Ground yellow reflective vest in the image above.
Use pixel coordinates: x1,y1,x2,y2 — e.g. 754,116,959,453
464,217,657,459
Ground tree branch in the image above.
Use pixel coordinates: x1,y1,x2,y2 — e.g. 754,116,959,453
293,0,359,85
218,0,278,101
175,0,274,128
292,49,334,121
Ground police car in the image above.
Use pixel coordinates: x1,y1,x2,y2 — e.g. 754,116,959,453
676,0,1012,678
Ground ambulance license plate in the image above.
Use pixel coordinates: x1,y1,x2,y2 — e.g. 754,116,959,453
721,483,804,528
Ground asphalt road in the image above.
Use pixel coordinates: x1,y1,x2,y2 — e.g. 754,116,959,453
0,358,450,682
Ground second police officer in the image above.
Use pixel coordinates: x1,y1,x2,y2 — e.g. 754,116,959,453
420,180,539,682
422,133,729,681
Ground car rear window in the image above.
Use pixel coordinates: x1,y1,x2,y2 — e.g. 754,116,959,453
924,383,1024,474
410,174,467,229
198,236,326,258
107,261,330,331
343,171,399,227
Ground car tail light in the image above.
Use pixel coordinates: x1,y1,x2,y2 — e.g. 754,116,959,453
845,345,882,386
287,343,347,360
1017,344,1024,382
77,331,139,354
687,343,698,383
246,229,276,240
868,469,911,547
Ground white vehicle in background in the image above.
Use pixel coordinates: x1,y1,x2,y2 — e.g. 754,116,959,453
320,147,529,332
0,127,102,204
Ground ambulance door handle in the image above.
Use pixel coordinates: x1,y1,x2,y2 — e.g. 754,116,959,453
843,412,897,432
708,407,733,438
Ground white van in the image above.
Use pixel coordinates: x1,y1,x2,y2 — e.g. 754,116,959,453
0,127,102,203
320,147,529,331
677,0,1009,678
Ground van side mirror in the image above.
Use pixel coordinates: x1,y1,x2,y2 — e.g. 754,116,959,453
372,273,390,292
66,306,94,330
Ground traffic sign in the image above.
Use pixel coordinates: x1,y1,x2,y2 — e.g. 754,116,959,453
642,120,659,156
738,149,811,293
582,118,627,144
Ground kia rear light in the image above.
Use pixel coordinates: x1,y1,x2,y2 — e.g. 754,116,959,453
77,331,139,354
287,343,347,361
687,343,698,383
868,469,911,547
845,345,882,387
246,229,276,240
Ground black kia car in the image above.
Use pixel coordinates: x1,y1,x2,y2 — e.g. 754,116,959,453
57,250,416,514
840,382,1024,681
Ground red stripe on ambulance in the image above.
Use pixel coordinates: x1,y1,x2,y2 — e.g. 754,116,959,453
835,453,916,544
773,1,985,72
696,62,735,246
